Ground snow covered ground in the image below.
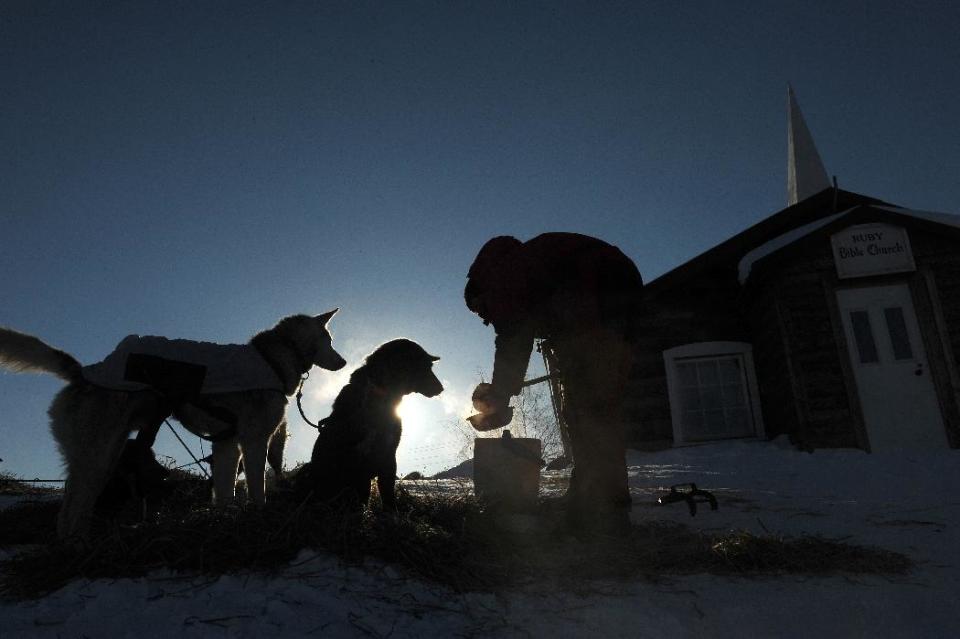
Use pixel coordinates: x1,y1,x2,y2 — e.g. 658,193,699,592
3,439,958,638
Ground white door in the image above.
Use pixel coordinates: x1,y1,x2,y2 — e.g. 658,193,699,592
836,284,949,451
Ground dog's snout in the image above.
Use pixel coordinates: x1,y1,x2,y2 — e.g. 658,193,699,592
319,350,347,371
420,373,444,398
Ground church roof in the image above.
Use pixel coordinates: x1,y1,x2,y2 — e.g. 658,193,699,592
645,187,889,297
737,204,960,284
645,88,958,297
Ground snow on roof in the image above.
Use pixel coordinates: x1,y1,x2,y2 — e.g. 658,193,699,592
737,204,960,284
873,205,960,230
737,209,850,284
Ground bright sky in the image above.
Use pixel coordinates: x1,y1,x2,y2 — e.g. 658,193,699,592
2,1,959,480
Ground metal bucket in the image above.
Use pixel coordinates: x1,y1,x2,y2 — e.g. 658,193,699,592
473,430,542,510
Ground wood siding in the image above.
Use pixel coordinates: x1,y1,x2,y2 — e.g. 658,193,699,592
627,266,749,446
746,253,861,449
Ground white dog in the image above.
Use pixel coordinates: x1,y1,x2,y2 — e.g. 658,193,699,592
0,311,346,539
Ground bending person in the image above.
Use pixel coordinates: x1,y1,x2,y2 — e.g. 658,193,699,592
465,232,643,531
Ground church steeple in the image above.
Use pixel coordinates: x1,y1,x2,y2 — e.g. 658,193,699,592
787,85,831,205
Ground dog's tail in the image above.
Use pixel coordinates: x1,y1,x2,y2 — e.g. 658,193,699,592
0,327,83,382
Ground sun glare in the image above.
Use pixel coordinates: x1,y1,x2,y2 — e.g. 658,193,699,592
396,395,420,422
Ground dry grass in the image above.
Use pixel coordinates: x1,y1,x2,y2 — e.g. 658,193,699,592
0,477,912,600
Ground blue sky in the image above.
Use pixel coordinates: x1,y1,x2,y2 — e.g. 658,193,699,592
2,0,959,479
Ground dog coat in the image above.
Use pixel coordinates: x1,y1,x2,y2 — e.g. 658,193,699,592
82,335,284,395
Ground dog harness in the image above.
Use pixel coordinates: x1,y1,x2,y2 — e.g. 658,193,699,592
82,335,285,394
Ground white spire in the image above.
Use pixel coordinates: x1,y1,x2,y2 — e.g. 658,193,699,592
787,85,831,205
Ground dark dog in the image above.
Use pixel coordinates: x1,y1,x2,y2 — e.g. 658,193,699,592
307,339,443,511
95,439,171,521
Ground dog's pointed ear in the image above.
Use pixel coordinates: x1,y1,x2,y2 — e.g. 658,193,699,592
316,308,339,326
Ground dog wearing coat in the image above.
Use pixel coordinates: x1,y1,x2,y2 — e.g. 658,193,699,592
308,339,443,511
0,311,346,539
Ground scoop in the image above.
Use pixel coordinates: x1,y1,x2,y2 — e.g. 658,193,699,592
466,407,514,432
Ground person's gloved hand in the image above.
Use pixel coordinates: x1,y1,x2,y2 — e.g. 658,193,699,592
468,383,513,431
471,382,509,415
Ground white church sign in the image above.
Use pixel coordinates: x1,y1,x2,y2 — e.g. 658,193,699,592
831,223,915,279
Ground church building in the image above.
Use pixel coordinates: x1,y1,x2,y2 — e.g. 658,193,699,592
627,88,960,453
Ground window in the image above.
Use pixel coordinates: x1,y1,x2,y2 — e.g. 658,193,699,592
849,310,879,364
847,306,914,365
883,306,913,361
664,342,764,445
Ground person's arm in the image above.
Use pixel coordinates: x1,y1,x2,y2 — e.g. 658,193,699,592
490,321,535,399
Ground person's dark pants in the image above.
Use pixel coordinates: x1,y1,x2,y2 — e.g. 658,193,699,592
549,327,634,531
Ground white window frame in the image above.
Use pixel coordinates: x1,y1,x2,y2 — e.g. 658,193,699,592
663,341,766,445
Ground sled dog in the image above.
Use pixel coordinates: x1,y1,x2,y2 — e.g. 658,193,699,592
308,339,443,511
0,311,346,538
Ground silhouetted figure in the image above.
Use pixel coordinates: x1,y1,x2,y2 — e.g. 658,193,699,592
465,233,643,532
307,339,443,511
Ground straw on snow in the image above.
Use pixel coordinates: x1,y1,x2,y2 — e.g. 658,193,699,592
0,475,911,600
